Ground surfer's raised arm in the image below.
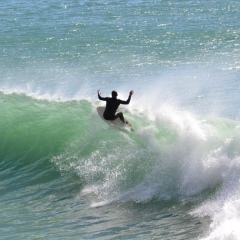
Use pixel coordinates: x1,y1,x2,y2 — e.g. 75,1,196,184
98,89,107,101
119,90,134,105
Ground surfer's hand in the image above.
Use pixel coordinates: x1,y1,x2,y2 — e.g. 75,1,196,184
98,89,101,94
130,90,134,96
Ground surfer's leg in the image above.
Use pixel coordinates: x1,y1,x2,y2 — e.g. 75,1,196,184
115,112,126,123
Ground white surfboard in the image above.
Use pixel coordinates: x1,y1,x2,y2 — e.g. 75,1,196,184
97,106,134,131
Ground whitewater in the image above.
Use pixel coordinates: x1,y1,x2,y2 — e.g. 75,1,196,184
1,0,240,239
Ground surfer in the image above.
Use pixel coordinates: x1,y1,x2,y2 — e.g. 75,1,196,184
97,89,134,123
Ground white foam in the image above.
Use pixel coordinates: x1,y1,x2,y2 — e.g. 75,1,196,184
192,142,240,239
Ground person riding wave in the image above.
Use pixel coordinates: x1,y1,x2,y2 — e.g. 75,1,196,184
98,89,134,123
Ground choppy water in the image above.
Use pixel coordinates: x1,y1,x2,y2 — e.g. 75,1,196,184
1,1,240,239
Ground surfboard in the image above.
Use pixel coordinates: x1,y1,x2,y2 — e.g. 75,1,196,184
97,106,134,131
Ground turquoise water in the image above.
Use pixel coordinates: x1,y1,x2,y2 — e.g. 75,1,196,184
1,1,240,239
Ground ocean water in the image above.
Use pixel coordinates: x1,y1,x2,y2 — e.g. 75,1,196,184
1,0,240,239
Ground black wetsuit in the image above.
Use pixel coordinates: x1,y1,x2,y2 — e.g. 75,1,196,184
98,93,131,121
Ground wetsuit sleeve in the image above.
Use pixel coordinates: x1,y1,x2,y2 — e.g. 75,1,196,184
98,92,107,101
119,94,131,105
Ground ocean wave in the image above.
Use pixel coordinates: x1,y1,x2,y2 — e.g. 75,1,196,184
2,91,240,239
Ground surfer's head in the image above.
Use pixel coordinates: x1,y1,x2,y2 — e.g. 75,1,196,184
112,90,118,98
